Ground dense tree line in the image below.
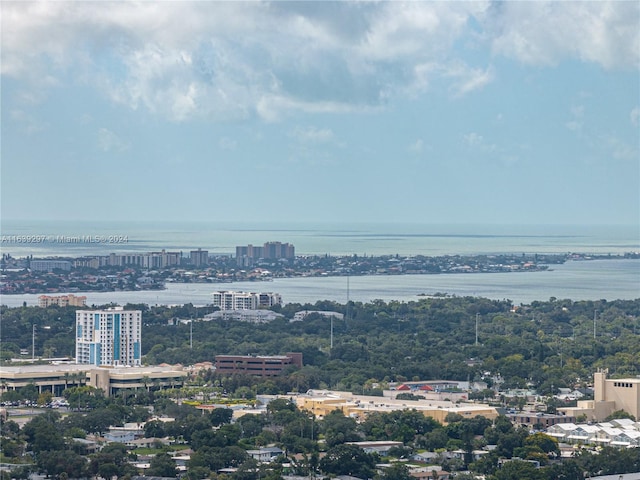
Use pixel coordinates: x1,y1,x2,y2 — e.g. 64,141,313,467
2,297,640,478
2,298,640,396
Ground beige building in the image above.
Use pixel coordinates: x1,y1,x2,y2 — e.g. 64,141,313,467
38,294,87,308
559,370,640,422
0,363,187,397
294,390,498,424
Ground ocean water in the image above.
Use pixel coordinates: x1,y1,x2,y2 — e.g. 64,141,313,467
1,259,638,307
1,220,638,257
1,221,638,306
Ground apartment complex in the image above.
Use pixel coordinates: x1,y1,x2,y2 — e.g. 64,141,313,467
73,249,181,269
211,291,282,310
38,294,87,308
30,259,72,271
215,353,303,377
190,248,209,267
75,307,142,367
205,310,284,323
236,241,295,266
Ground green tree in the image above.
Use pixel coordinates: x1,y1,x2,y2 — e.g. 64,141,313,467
319,410,360,447
147,452,177,477
210,407,234,426
604,409,636,421
524,432,559,456
319,444,378,479
493,459,545,480
377,462,413,480
36,450,87,479
22,412,65,454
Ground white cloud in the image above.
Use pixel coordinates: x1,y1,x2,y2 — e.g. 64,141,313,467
290,126,335,144
98,128,128,152
10,109,48,134
566,105,585,132
601,134,637,161
462,132,501,157
256,95,367,122
487,1,639,69
631,107,640,127
219,137,237,151
445,63,495,97
463,132,485,147
408,139,424,154
2,1,636,122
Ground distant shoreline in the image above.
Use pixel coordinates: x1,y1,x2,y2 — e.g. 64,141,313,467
1,251,637,296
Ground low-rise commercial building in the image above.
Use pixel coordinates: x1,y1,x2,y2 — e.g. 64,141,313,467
215,353,303,377
0,364,187,397
294,390,499,424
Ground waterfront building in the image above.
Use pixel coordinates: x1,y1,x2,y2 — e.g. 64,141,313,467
215,353,303,377
30,259,72,271
236,241,294,266
211,291,282,310
75,307,141,367
73,256,109,269
38,293,87,308
190,248,209,267
74,251,182,269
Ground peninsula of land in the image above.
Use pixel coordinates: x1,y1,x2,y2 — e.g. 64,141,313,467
1,248,637,295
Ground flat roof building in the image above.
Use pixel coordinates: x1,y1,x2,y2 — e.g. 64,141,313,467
38,294,87,308
30,259,72,271
215,353,303,377
295,390,499,424
190,249,209,267
211,291,282,310
205,310,284,323
559,370,640,422
76,307,141,367
0,364,187,397
236,242,294,266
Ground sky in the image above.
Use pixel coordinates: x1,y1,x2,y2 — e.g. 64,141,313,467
1,1,639,227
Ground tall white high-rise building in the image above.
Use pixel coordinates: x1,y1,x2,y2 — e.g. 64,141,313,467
76,307,142,366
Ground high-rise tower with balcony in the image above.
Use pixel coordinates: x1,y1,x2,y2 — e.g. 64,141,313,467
75,307,142,366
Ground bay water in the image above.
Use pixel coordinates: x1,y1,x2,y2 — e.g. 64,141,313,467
1,221,638,306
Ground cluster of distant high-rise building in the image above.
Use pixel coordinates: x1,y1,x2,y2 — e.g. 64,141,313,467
236,241,295,266
73,250,184,269
69,242,295,269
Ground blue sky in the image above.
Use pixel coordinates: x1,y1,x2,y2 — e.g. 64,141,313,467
2,1,638,226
